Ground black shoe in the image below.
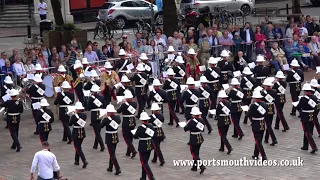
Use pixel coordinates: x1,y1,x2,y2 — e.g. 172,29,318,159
74,162,79,165
126,152,131,156
219,148,224,152
252,155,258,159
238,135,243,140
175,109,180,113
168,122,174,126
151,159,157,163
214,116,218,121
310,148,318,154
160,161,165,166
114,170,121,175
176,124,180,128
227,148,233,154
262,157,268,161
67,141,72,144
274,127,279,130
298,115,301,118
208,129,212,134
131,151,137,158
62,139,67,142
301,147,308,150
11,144,16,149
34,132,39,135
232,135,238,138
150,177,155,180
100,147,105,152
290,113,296,116
191,167,197,171
264,140,269,144
319,135,320,138
270,141,278,146
90,123,93,126
200,166,206,174
16,146,21,152
282,129,287,132
107,168,112,172
5,126,8,129
82,161,88,168
140,178,146,180
93,146,98,149
187,142,190,145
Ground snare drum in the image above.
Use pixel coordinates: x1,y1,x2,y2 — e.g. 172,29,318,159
43,73,59,97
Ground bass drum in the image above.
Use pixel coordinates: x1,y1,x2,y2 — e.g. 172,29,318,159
43,73,59,97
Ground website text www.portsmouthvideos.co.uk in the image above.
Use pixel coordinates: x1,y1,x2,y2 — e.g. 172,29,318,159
173,157,304,167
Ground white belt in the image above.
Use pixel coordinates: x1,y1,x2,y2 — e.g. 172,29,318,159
266,103,274,105
243,88,252,90
166,89,176,92
31,97,43,100
123,115,135,117
231,100,241,103
73,126,83,128
60,105,71,107
256,76,266,79
8,113,20,116
302,110,314,113
176,77,183,79
199,98,209,100
190,132,201,135
186,104,197,108
106,131,117,134
135,85,145,88
39,121,49,123
153,126,160,128
220,114,229,116
221,71,228,73
139,137,151,140
277,93,284,95
91,109,101,111
252,117,264,120
288,81,299,84
208,80,219,83
119,70,127,73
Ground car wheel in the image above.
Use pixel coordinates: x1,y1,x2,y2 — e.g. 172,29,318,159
155,14,163,25
240,4,251,16
115,17,126,29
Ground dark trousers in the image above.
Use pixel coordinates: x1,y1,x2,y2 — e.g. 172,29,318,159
106,142,120,171
301,121,317,150
313,110,320,135
290,90,301,114
40,14,47,20
73,138,86,163
75,85,84,103
275,103,289,130
244,45,252,61
175,98,185,112
8,123,20,148
218,125,232,151
137,95,146,117
152,137,164,163
189,144,202,167
253,130,266,158
210,91,218,109
139,151,154,180
61,120,72,142
242,99,251,123
168,101,179,124
122,129,136,154
185,107,193,120
231,112,243,136
92,123,104,148
103,88,112,105
39,132,49,143
37,176,53,180
264,115,277,142
31,99,41,133
201,106,212,131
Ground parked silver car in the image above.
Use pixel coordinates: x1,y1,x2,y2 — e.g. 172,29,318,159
99,0,162,28
180,0,255,16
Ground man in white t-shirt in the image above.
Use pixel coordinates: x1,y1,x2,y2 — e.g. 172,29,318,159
38,0,48,20
298,22,308,38
30,142,61,180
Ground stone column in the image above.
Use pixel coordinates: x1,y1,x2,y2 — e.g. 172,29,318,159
63,0,74,23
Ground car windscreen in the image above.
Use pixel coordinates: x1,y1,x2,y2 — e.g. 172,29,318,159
101,3,115,9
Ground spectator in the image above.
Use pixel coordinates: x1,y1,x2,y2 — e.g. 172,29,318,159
12,56,26,86
154,27,167,43
9,48,19,65
22,48,30,63
135,40,145,54
181,37,188,56
2,60,14,83
254,26,267,50
167,37,175,50
271,42,287,69
156,0,163,13
227,25,234,39
232,25,241,36
112,40,120,58
147,40,159,77
48,46,57,67
51,53,61,73
233,51,248,71
37,0,47,20
71,39,81,50
125,43,139,61
132,32,142,49
186,37,198,54
75,47,82,59
286,16,296,30
286,22,295,38
308,36,320,66
92,42,101,59
172,31,182,51
264,24,277,42
196,23,206,40
305,15,313,36
141,39,149,53
0,52,7,68
30,142,61,180
233,32,244,53
41,44,50,63
38,52,48,69
240,22,254,60
260,21,267,33
198,31,211,66
298,22,308,39
154,31,167,60
285,39,305,66
101,39,114,58
218,31,234,52
274,23,283,39
307,17,320,36
256,42,280,72
212,24,222,37
298,38,312,71
118,35,128,49
100,46,108,61
186,29,197,44
24,57,35,74
84,45,99,64
59,45,68,62
30,49,39,65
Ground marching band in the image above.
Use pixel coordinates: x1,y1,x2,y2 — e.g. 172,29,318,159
3,45,320,180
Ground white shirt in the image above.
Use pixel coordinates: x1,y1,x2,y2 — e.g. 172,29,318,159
24,64,35,73
38,2,47,15
0,58,5,68
30,150,60,179
313,43,319,53
154,38,166,52
84,51,99,63
299,27,308,35
228,32,233,40
13,62,26,76
245,29,251,43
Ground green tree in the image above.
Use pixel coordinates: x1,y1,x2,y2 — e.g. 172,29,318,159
51,0,64,26
163,0,178,37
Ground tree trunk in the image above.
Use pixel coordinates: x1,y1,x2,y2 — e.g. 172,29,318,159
163,0,178,37
292,0,301,14
51,0,64,26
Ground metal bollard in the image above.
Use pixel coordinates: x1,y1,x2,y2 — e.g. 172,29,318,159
27,25,31,39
